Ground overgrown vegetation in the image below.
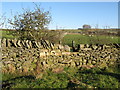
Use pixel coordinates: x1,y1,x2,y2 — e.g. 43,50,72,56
2,66,120,88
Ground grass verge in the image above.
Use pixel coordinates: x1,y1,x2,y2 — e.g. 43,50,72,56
2,66,120,88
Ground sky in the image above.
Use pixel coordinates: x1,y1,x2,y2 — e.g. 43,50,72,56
1,2,119,29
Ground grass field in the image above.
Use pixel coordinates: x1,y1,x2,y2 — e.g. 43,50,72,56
2,66,120,88
0,30,16,39
62,34,120,47
1,30,120,45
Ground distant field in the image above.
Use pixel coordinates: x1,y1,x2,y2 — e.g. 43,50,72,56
0,30,16,39
62,34,120,46
1,29,120,46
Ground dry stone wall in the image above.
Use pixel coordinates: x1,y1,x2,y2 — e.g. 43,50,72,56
1,38,120,74
1,38,71,55
1,38,69,50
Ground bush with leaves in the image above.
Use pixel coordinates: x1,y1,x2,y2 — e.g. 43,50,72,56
8,3,51,41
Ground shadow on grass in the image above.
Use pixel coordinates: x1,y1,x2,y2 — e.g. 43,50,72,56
67,80,78,88
66,69,120,88
2,75,35,89
79,70,120,82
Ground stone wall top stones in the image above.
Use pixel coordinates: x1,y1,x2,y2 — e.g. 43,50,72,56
1,38,71,52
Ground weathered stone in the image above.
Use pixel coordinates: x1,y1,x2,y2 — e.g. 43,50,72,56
70,61,76,67
4,61,12,64
50,50,56,55
6,39,11,47
75,61,80,66
35,41,40,48
44,40,50,49
40,40,48,49
40,51,46,57
58,44,64,51
33,59,38,63
8,64,16,73
80,44,85,50
11,39,18,47
28,40,32,48
31,41,36,48
2,38,6,47
64,45,71,52
16,40,21,47
92,61,97,65
79,52,85,56
83,48,92,51
61,59,72,64
21,40,26,47
62,52,70,56
37,41,43,49
24,40,29,48
50,43,54,49
41,61,48,67
113,43,120,48
84,44,89,48
92,45,98,50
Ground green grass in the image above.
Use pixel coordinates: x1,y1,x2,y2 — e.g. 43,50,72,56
2,66,120,89
0,30,16,39
62,34,120,47
1,30,120,45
